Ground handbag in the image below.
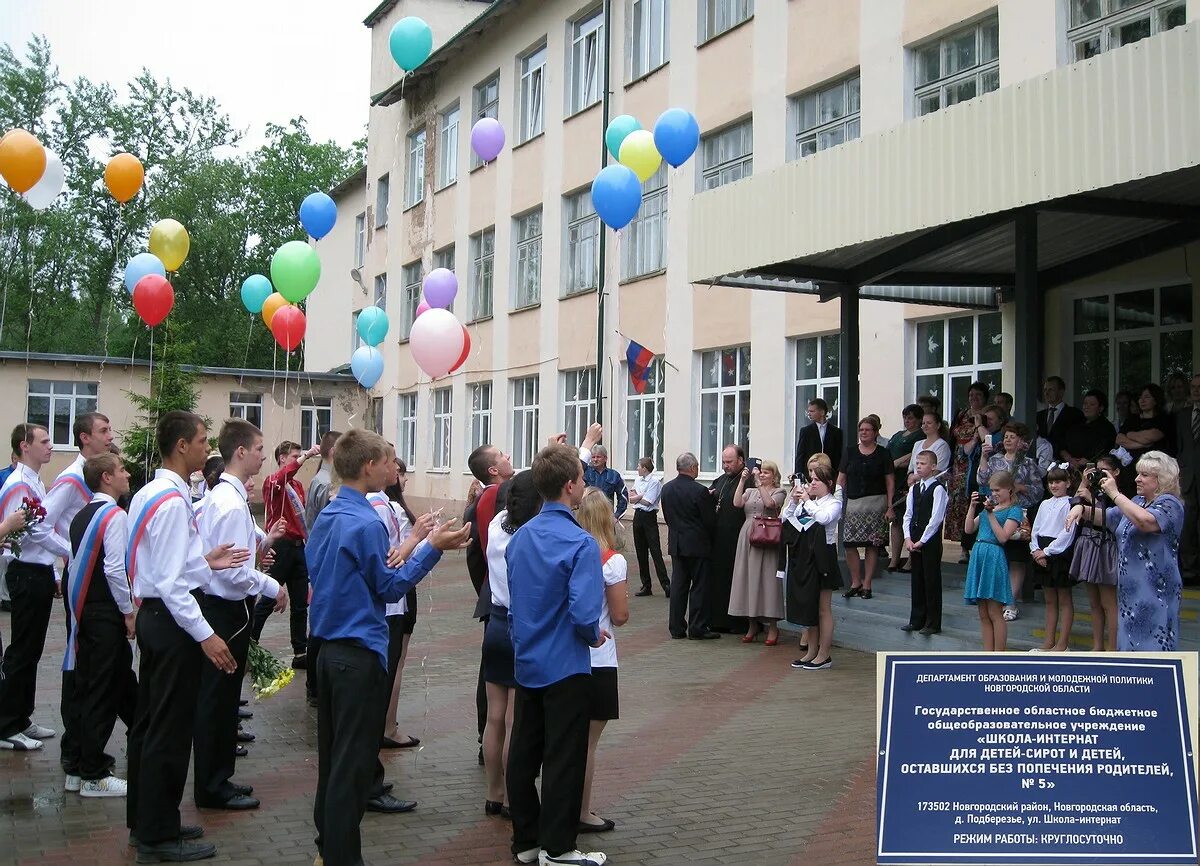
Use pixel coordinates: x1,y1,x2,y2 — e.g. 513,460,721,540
749,514,782,548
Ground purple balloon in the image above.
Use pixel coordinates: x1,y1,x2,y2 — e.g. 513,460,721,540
422,268,458,308
471,117,505,163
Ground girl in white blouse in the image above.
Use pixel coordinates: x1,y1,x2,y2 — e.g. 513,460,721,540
1029,465,1079,653
781,464,843,671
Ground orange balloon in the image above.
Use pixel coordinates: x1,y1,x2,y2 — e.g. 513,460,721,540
105,152,144,203
0,129,47,194
261,292,289,328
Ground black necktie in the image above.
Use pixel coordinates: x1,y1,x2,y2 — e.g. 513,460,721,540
1047,407,1057,428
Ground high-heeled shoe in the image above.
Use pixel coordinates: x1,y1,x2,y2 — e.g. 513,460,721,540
764,631,779,647
843,586,862,598
740,632,759,643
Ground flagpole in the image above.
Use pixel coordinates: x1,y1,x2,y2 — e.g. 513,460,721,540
594,0,612,425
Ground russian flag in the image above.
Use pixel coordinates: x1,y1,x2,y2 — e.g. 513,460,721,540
625,339,655,394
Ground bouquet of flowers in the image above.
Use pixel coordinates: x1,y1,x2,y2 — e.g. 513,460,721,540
4,496,47,559
246,640,294,699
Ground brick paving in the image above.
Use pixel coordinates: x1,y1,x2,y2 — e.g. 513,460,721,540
1,552,879,866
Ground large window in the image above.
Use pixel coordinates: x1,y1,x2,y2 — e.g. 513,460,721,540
373,273,387,310
514,209,542,309
699,119,753,190
229,392,263,429
354,212,365,266
519,44,547,142
397,393,417,466
470,228,495,321
27,380,97,449
375,173,390,228
370,397,384,436
913,313,1004,417
405,128,426,207
472,73,500,169
791,74,860,159
699,0,753,42
400,262,422,340
511,376,540,470
438,105,460,188
434,245,455,273
1068,0,1186,60
300,397,332,451
562,368,597,448
626,356,665,472
469,382,493,457
622,164,667,279
564,190,599,296
431,388,452,470
913,17,1000,117
569,9,604,114
1072,285,1194,405
793,335,840,436
352,310,363,352
628,0,669,80
699,347,751,474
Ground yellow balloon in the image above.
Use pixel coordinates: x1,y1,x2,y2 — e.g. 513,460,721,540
148,219,190,271
617,129,662,183
261,292,288,328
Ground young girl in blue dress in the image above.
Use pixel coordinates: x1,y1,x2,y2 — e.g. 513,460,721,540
963,470,1023,651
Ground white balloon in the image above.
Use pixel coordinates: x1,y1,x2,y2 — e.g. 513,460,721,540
22,150,64,211
409,308,465,379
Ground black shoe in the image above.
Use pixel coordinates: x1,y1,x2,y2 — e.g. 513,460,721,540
900,624,919,632
366,793,417,813
237,707,252,719
381,735,420,749
578,817,615,833
859,589,873,599
919,626,941,635
200,794,259,811
790,658,811,669
670,632,687,639
135,839,216,862
843,586,862,598
236,729,256,743
231,784,253,796
238,698,248,706
381,782,394,795
478,745,484,765
0,600,10,612
306,695,319,708
291,654,306,670
234,746,248,758
634,589,652,597
485,799,511,818
129,826,204,847
688,631,721,640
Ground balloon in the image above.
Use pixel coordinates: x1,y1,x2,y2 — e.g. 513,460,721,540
240,274,273,314
132,274,174,327
415,300,432,319
22,150,64,210
299,192,337,240
271,305,307,351
653,108,701,167
448,325,471,374
351,346,385,389
357,306,389,346
389,16,433,72
409,309,465,380
0,129,46,194
123,253,166,295
271,240,321,303
261,292,288,328
604,115,641,162
422,268,458,308
470,117,505,163
104,153,144,203
590,165,642,231
149,219,190,271
618,129,662,183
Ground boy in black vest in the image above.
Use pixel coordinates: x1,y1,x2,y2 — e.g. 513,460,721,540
901,450,947,636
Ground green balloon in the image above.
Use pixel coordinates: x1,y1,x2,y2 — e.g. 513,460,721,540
605,115,641,162
271,241,321,303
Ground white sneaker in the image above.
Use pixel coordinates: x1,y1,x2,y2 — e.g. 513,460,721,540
0,732,43,751
514,849,541,864
64,774,81,792
24,723,56,739
80,776,127,798
1002,607,1019,622
539,852,607,866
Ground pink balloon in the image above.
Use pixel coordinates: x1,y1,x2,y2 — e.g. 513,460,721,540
409,308,465,379
415,300,432,318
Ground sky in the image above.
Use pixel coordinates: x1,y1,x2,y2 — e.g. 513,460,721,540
1,0,373,150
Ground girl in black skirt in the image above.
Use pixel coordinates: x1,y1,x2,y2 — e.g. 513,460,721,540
1029,465,1079,652
779,464,843,671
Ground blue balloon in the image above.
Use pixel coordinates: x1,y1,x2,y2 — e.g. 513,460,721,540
240,274,273,314
299,192,337,240
590,165,642,231
351,345,384,389
357,306,389,347
653,108,700,168
123,253,165,295
389,17,433,72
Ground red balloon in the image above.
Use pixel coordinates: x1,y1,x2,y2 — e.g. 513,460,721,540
132,274,174,326
271,304,307,351
448,324,471,373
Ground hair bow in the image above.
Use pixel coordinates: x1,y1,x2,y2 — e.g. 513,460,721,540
1053,462,1070,470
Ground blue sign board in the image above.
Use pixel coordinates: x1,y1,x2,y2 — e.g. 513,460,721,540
877,654,1198,865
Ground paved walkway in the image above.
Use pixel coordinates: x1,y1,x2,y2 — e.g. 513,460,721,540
1,552,879,866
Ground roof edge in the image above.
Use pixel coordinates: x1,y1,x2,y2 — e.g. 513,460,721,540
0,351,354,382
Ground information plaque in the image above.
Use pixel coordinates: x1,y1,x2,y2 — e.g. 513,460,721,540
876,653,1198,866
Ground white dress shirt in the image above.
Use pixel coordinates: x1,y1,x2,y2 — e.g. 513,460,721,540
367,491,408,616
816,420,828,449
632,474,663,511
127,468,215,642
198,473,280,602
0,461,71,564
486,510,513,609
1030,495,1076,556
46,453,93,552
902,478,948,545
782,494,842,545
1045,402,1065,429
67,492,134,615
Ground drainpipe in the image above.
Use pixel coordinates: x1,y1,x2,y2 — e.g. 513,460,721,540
594,0,612,425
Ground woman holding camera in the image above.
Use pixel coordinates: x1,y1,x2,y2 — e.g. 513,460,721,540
729,461,786,645
837,417,895,599
946,397,1006,563
1069,454,1122,652
780,464,843,670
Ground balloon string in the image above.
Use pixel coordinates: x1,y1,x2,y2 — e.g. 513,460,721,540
239,314,253,389
23,209,46,376
145,326,155,483
99,203,131,385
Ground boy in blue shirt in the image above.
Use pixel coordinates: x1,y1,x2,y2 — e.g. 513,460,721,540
306,429,469,866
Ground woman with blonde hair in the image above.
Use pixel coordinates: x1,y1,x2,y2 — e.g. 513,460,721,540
729,459,786,644
573,487,629,833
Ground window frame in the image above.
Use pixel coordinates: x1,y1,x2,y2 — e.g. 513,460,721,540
468,382,493,460
397,392,418,467
438,104,460,189
697,346,752,475
511,376,541,470
400,262,422,340
352,310,363,352
1067,0,1187,61
434,245,455,274
513,208,543,310
563,189,600,297
373,273,387,311
354,212,366,266
568,7,605,116
375,173,390,229
698,0,753,43
912,17,1001,118
405,127,426,208
699,119,753,191
624,356,665,472
472,72,501,169
790,335,841,447
25,379,98,450
790,73,861,160
229,391,264,429
470,227,496,322
518,43,548,143
621,163,668,280
300,397,333,451
911,312,1005,418
562,368,598,447
628,0,670,81
431,387,453,471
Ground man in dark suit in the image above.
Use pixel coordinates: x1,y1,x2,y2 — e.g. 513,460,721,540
1175,374,1200,585
660,452,719,640
1036,376,1085,461
794,397,843,479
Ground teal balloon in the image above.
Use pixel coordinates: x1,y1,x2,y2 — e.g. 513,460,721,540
270,241,321,303
357,306,389,346
351,346,384,389
389,17,433,72
605,115,641,162
240,274,273,314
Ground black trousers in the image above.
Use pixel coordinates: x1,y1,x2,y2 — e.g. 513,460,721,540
0,561,55,738
507,674,591,858
251,539,308,654
668,555,710,638
307,636,323,702
908,536,943,631
632,510,669,593
63,605,137,779
314,640,386,866
127,597,203,844
193,594,252,806
369,615,405,796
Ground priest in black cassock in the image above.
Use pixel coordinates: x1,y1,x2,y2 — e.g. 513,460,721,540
706,444,748,634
